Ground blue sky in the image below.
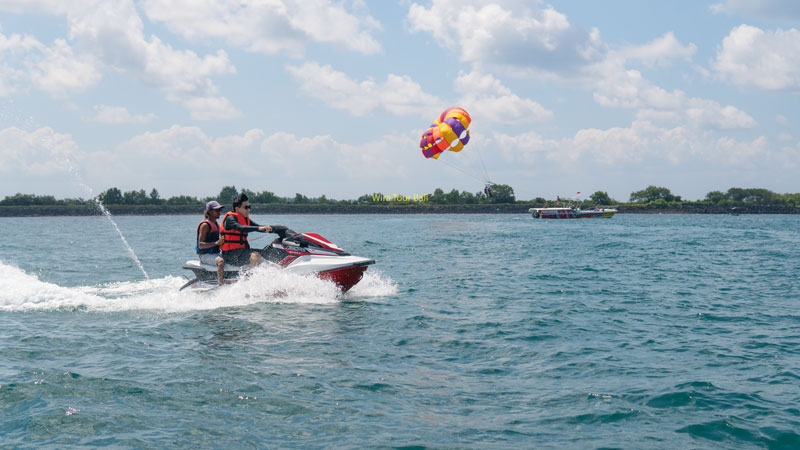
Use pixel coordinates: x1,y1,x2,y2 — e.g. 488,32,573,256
1,0,799,202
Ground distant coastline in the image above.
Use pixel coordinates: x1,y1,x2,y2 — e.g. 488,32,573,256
1,204,798,217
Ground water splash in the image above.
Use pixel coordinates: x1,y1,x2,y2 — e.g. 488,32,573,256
66,162,149,280
2,101,149,280
0,261,398,313
94,198,149,280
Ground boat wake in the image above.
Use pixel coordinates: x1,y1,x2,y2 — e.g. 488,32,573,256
0,261,397,313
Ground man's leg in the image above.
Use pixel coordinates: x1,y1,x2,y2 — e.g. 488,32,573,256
216,256,224,285
249,250,262,267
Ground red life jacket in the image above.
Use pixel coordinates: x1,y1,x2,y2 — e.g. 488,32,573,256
220,211,250,251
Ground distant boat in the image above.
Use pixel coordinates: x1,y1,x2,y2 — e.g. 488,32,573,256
529,206,617,219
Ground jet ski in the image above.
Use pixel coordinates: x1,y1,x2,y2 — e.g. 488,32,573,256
180,225,375,292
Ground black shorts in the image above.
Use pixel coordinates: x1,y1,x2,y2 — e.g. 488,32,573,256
222,248,268,266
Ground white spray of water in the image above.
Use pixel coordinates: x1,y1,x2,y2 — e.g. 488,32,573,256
94,197,149,280
65,162,149,280
0,262,397,313
5,98,151,281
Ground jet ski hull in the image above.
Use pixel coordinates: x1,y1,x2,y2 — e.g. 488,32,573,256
180,260,371,292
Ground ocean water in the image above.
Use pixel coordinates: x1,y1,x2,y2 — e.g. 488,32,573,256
1,213,799,449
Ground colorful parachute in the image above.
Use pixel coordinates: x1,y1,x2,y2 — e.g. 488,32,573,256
419,107,471,159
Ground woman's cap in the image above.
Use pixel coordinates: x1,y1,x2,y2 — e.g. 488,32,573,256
205,201,224,211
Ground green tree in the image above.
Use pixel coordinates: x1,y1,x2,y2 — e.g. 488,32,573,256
98,187,123,205
294,193,310,204
122,189,148,205
726,187,780,204
489,184,515,203
149,188,162,205
744,188,778,205
445,189,461,204
356,194,377,204
630,185,680,203
704,190,727,204
0,193,58,206
218,185,238,204
430,188,446,204
166,195,201,205
589,191,613,205
255,190,280,203
727,187,746,202
783,192,800,206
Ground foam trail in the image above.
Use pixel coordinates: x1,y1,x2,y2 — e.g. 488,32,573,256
345,270,398,299
0,262,398,313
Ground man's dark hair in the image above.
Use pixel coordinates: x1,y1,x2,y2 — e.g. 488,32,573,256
232,193,249,210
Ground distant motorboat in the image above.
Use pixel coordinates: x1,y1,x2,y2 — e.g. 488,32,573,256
529,206,617,219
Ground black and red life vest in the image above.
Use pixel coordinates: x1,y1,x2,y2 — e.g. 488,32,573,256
220,211,250,251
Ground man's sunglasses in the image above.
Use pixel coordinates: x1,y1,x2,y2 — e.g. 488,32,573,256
244,205,251,209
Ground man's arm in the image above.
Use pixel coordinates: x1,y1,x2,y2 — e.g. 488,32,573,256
224,215,262,233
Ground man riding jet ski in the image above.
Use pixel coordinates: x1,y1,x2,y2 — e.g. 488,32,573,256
181,224,375,292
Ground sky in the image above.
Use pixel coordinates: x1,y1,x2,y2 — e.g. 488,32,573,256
1,0,799,202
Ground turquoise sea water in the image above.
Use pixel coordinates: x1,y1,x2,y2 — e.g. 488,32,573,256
1,214,799,449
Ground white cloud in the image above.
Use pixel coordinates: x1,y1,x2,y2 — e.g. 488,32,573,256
454,71,552,123
710,0,800,19
635,109,682,123
591,54,685,109
0,123,790,202
493,120,769,168
89,105,156,124
81,125,426,196
407,0,605,77
0,32,36,95
259,132,410,184
286,63,553,124
141,0,382,56
0,0,238,118
63,3,236,94
685,98,757,129
712,25,800,90
776,114,790,126
286,62,443,118
0,126,81,176
28,39,101,96
621,32,697,67
405,2,750,132
1,31,99,97
178,96,241,121
589,52,756,130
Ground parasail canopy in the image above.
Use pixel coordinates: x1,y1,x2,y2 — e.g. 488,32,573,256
419,107,471,159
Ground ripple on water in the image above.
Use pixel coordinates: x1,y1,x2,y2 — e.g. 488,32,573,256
1,214,800,448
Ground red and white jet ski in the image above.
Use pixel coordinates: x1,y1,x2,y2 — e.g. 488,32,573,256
180,226,374,292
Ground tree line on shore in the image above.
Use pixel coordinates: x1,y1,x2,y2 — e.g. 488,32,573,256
2,185,799,207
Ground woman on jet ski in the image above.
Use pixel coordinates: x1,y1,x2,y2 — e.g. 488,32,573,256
220,193,272,268
196,201,226,285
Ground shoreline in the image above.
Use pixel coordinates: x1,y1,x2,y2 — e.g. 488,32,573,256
1,204,798,217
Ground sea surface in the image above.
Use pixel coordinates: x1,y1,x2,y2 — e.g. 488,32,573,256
1,213,799,449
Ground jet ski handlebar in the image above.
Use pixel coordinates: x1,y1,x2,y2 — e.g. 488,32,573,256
269,225,292,238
